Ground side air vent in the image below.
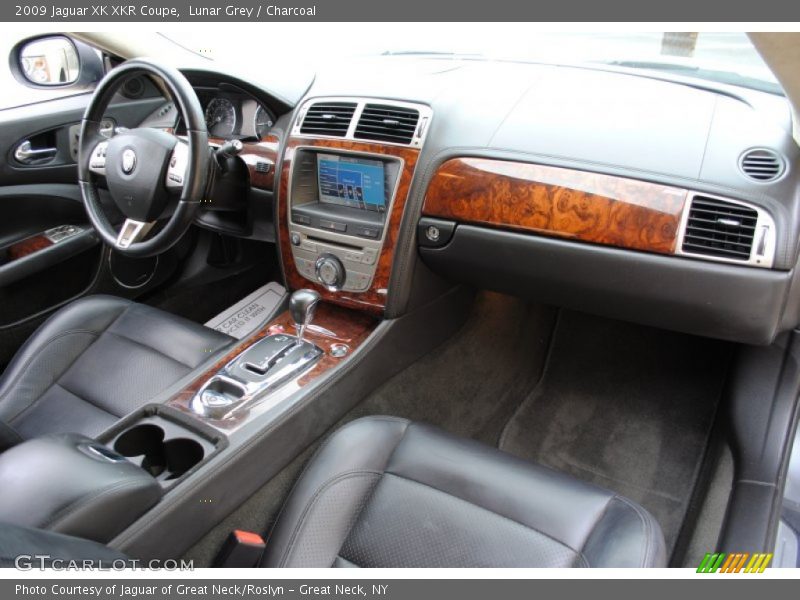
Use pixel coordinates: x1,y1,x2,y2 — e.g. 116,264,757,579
354,104,420,145
739,148,785,182
300,102,357,137
681,196,758,261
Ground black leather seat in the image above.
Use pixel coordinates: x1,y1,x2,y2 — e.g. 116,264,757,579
0,295,233,448
0,416,666,567
263,416,667,568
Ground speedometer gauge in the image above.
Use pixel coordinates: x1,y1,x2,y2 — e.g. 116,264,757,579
254,105,274,138
205,98,237,137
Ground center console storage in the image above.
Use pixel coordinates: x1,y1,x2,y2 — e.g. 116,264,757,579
0,406,224,544
0,432,162,543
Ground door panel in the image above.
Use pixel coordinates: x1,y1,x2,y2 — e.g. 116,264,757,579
0,79,177,368
0,183,86,246
0,94,165,186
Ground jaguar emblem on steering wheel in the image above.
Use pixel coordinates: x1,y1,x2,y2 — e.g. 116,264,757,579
121,148,137,174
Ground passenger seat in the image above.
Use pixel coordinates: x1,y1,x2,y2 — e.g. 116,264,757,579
262,416,666,568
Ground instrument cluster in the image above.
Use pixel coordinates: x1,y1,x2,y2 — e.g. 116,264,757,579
199,91,275,139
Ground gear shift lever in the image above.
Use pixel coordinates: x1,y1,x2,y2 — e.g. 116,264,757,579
289,289,321,344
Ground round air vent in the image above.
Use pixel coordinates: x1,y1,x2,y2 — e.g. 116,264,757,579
739,148,785,182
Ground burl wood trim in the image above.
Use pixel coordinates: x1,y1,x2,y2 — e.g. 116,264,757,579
6,234,53,261
166,302,376,430
210,134,280,190
423,158,688,255
278,138,420,315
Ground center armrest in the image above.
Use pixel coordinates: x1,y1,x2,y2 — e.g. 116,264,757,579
0,433,162,543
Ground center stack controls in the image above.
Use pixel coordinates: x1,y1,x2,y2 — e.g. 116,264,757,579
286,97,432,294
286,148,402,293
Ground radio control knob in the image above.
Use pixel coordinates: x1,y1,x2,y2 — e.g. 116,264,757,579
315,254,345,291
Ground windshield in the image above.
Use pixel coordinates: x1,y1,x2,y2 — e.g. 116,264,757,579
162,29,781,95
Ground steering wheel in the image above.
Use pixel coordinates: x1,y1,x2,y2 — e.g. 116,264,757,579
78,58,209,257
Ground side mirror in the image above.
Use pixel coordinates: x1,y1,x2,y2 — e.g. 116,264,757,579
19,36,79,85
9,35,105,90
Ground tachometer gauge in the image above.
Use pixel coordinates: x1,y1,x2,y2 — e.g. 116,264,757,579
254,105,275,138
205,98,237,137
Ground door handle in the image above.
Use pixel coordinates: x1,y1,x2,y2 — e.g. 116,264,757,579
14,140,57,163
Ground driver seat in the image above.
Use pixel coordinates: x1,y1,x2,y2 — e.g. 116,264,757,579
0,295,234,450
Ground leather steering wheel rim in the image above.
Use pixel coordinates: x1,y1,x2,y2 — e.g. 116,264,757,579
78,58,208,258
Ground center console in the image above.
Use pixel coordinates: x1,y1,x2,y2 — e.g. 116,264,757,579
165,295,377,431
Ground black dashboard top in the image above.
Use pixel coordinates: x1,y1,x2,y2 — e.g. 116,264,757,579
299,56,800,269
176,56,800,269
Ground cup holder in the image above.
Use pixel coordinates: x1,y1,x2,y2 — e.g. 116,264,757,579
114,424,164,459
160,439,205,480
113,423,205,481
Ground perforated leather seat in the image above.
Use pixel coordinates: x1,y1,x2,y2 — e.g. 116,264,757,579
263,416,667,568
0,415,667,567
0,295,233,447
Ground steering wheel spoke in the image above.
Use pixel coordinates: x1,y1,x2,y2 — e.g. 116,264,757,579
88,140,109,176
116,218,155,249
166,140,189,190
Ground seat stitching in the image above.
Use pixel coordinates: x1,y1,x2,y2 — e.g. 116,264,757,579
279,470,383,567
576,494,615,568
1,330,103,424
614,495,652,568
109,302,233,367
381,471,584,563
103,330,196,370
0,419,23,446
31,321,202,419
53,329,197,413
0,329,99,405
266,417,410,565
8,381,118,428
334,555,360,568
1,303,130,423
42,479,154,530
54,382,122,417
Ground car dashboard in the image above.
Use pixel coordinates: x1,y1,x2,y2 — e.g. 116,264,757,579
164,58,800,346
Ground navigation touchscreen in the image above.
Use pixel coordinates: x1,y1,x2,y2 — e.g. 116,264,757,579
317,154,386,212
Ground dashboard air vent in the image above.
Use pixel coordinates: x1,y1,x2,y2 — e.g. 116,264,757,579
739,149,784,182
354,104,420,144
682,196,758,261
300,102,357,137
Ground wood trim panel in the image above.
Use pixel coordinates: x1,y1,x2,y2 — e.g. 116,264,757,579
166,302,377,430
5,234,53,262
210,134,280,190
278,137,420,315
423,158,688,255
